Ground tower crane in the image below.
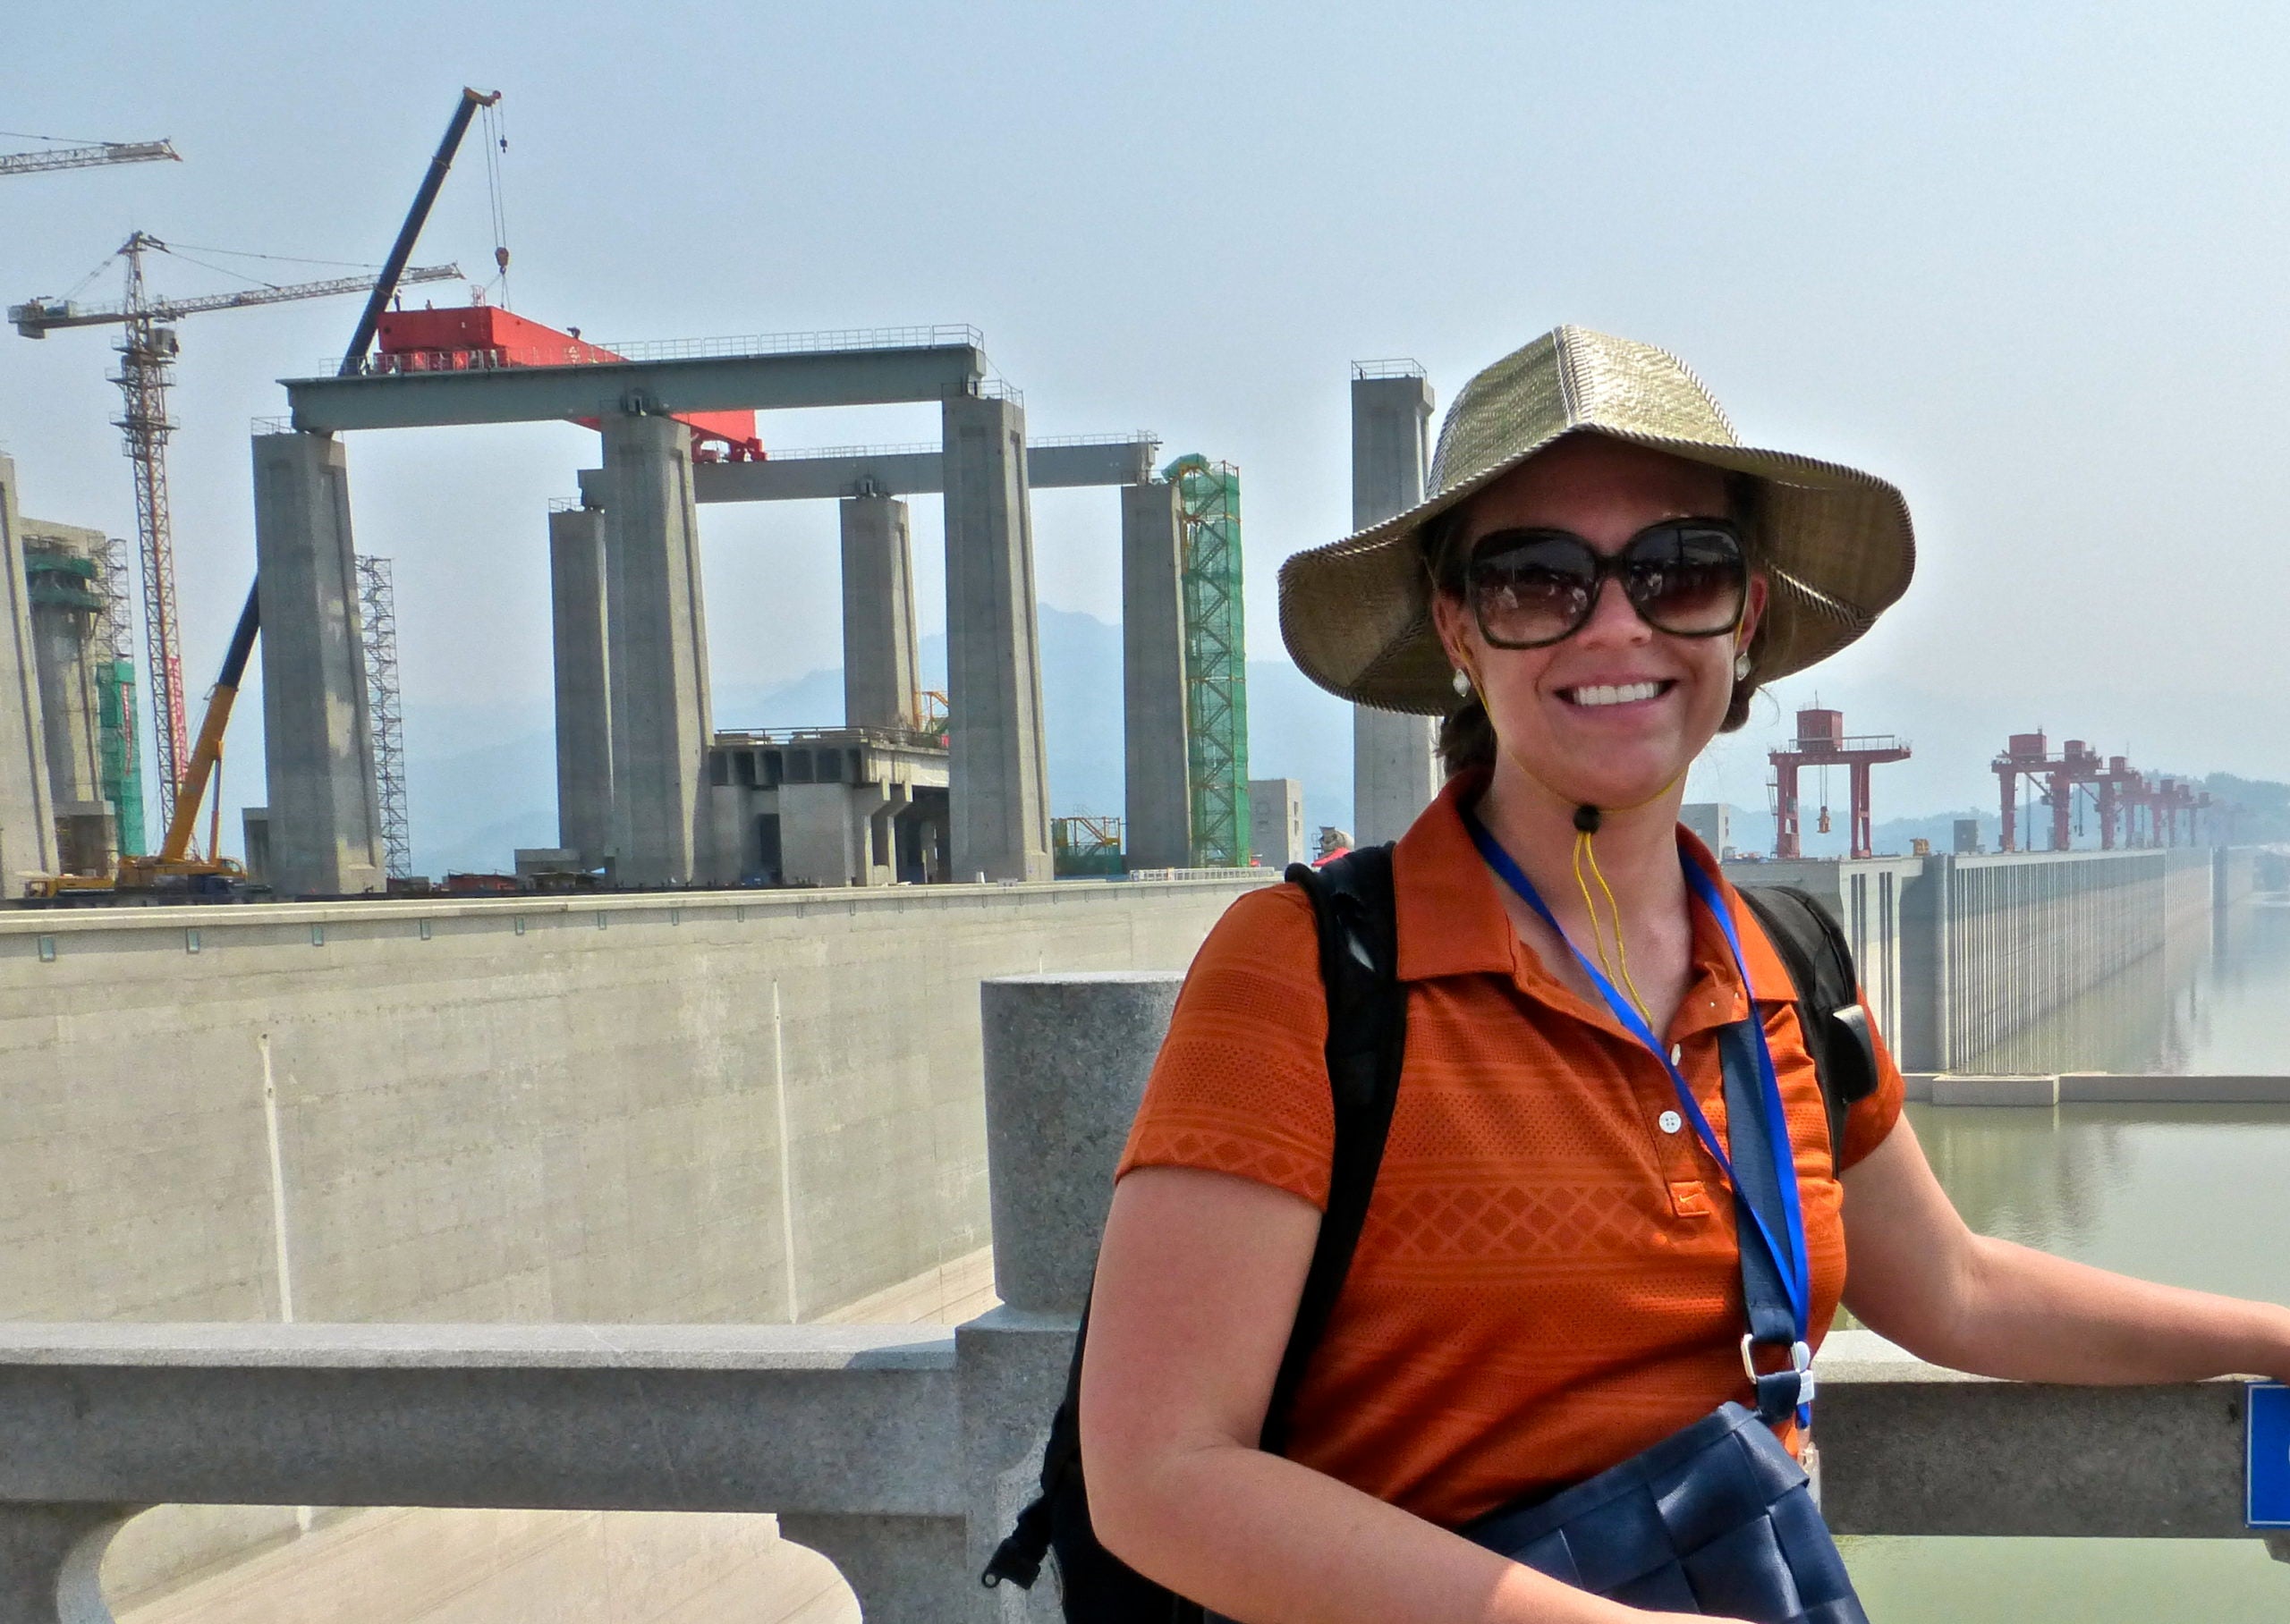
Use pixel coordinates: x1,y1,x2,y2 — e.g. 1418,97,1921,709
0,138,179,178
7,240,459,833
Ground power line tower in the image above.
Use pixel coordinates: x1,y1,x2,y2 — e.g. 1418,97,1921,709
93,537,148,858
1166,454,1251,867
354,554,411,880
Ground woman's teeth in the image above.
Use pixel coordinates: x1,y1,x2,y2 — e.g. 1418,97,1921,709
1564,681,1665,707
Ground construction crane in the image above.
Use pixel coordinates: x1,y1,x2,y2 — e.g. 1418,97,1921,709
8,239,459,837
20,89,501,903
0,137,179,178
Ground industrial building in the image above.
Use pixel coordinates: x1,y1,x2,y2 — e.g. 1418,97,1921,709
0,453,145,887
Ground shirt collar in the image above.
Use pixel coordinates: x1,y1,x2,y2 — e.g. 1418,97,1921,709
1390,771,1800,1011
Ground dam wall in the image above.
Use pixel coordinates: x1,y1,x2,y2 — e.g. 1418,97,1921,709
1731,846,2224,1073
0,875,1268,1329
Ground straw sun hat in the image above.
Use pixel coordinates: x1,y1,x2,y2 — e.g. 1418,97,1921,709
1279,326,1915,715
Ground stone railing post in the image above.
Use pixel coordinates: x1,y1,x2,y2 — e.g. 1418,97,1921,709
0,1502,142,1624
963,971,1185,1622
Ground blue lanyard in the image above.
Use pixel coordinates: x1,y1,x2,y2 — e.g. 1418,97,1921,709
1459,809,1813,1358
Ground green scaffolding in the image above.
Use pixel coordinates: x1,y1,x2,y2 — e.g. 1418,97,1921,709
98,658,147,857
1165,454,1251,867
24,544,148,859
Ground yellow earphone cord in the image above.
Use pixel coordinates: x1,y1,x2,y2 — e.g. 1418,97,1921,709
1457,648,1681,1034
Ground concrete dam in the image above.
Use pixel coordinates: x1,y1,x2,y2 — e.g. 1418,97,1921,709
0,841,2248,1619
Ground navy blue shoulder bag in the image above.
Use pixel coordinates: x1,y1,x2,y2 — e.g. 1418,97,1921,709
1456,808,1870,1624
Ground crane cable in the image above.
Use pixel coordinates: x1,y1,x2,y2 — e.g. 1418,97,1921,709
479,99,511,308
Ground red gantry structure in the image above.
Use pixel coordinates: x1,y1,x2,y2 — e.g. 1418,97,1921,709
1991,732,2209,850
373,305,765,461
1768,707,1912,859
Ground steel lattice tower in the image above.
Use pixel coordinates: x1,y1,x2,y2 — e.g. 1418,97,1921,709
1166,454,1251,867
109,235,190,830
355,554,411,879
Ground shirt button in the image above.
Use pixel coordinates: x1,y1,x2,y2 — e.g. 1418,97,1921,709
1658,1109,1684,1135
1669,1044,1684,1065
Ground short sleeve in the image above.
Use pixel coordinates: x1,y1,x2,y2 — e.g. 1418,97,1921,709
1836,991,1906,1171
1115,884,1336,1208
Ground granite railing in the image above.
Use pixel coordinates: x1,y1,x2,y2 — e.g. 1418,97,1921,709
1,980,2283,1622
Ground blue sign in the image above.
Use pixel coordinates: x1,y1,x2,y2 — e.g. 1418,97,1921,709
2250,1383,2290,1528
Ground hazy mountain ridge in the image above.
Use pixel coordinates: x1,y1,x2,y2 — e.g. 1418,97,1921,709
399,605,1356,875
395,606,2290,876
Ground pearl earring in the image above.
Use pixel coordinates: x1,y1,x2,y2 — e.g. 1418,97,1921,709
1452,667,1472,698
1733,651,1752,681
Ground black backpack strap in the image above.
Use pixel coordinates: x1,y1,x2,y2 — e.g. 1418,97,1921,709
1735,884,1881,1172
1261,844,1406,1455
982,846,1408,1601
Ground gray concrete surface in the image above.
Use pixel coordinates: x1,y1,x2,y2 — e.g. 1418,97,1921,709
1347,368,1438,847
1119,479,1190,870
693,437,1158,503
1930,1073,2060,1106
941,393,1051,883
251,432,386,897
1817,1330,2257,1541
980,973,1183,1316
0,455,61,887
284,339,988,434
1903,1072,2290,1104
0,978,2279,1624
839,496,920,732
599,412,713,886
0,876,1269,1329
1249,777,1305,867
547,503,613,873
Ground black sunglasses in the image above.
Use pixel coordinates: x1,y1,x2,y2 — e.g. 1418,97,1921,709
1463,518,1749,649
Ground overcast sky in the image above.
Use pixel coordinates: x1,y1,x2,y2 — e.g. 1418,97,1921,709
7,1,2290,842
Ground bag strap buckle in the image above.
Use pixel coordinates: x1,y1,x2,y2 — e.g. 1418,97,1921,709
1742,1334,1817,1414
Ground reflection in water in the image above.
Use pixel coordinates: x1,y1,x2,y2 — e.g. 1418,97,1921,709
1961,896,2290,1076
1906,1103,2132,1255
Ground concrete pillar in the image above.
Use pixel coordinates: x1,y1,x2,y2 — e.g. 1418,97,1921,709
252,431,386,897
0,1501,141,1624
0,456,59,886
1248,776,1306,868
600,412,713,887
1349,369,1439,846
1120,479,1192,869
841,494,921,731
966,973,1184,1620
240,808,270,886
942,393,1051,883
547,501,613,872
777,1512,970,1624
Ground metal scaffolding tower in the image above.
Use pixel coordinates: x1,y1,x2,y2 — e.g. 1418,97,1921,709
94,537,148,857
355,554,411,878
1166,454,1251,867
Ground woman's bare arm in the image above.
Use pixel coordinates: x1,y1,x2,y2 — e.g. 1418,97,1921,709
1839,1116,2290,1383
1081,1165,1725,1624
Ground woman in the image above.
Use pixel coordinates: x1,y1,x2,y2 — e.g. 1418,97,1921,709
1077,326,2290,1623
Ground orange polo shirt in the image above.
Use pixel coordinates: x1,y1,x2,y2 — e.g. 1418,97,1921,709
1115,770,1904,1528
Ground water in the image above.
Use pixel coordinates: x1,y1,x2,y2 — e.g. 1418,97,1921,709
1842,901,2290,1618
1961,893,2290,1076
